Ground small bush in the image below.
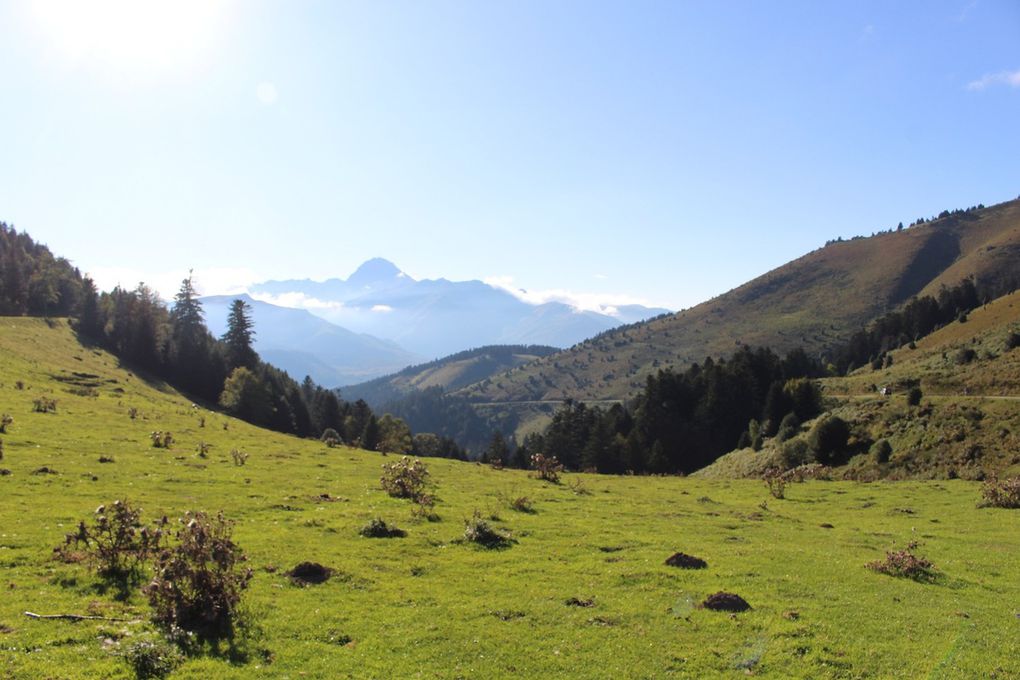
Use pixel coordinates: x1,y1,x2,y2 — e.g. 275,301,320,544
0,439,4,462
231,449,249,466
150,431,173,449
906,386,922,407
778,439,811,469
14,380,24,390
128,407,138,420
530,453,564,484
60,500,166,581
866,543,936,581
776,412,800,443
509,496,533,513
123,637,183,679
32,396,57,413
410,493,438,521
762,468,787,499
320,428,342,448
145,511,253,638
808,416,850,465
359,518,406,538
1007,332,1020,350
954,348,977,365
870,439,892,464
0,413,12,433
979,477,1020,508
196,442,211,458
380,457,429,500
463,511,512,548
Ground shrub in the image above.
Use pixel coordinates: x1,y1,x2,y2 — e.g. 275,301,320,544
778,439,811,469
123,638,183,679
380,457,429,500
870,439,892,464
14,380,24,390
0,413,11,433
776,412,800,443
906,386,922,407
230,449,249,466
32,396,57,413
954,348,977,365
128,407,138,420
196,442,211,458
60,500,166,581
150,431,174,449
762,467,787,499
463,511,512,548
509,495,533,513
530,453,564,483
1007,332,1020,350
866,543,937,581
979,477,1020,508
410,493,437,521
359,518,406,538
0,439,4,462
320,428,342,448
808,416,850,465
145,511,253,638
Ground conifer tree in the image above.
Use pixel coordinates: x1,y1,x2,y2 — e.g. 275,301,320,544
222,298,257,370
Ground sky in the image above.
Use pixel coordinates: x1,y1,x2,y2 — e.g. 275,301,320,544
1,0,1018,313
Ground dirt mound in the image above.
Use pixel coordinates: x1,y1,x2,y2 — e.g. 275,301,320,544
701,592,751,612
565,597,595,608
286,562,332,585
665,552,707,569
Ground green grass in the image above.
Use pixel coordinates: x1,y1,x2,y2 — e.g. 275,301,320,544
2,318,1019,678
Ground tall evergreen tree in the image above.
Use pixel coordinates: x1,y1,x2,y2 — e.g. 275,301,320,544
222,298,258,370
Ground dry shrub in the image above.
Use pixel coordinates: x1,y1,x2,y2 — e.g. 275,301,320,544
463,511,512,548
380,456,429,499
0,413,11,433
145,511,252,638
359,518,406,538
196,442,211,458
762,467,787,499
230,449,249,466
150,431,174,449
866,542,937,581
530,453,564,483
320,428,342,448
979,476,1020,509
32,396,57,413
59,500,166,581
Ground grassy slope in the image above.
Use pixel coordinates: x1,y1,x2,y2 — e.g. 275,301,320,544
459,200,1020,408
1,319,1019,678
699,291,1020,481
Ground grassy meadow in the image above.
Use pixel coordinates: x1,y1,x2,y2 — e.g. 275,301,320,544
1,318,1019,678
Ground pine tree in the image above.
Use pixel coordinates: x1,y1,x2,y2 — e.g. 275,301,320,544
222,298,257,370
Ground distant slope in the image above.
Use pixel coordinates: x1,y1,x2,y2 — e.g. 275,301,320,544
698,288,1020,480
459,199,1020,404
250,258,669,359
342,344,560,409
201,294,421,386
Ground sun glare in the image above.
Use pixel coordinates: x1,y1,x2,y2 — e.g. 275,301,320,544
30,0,228,75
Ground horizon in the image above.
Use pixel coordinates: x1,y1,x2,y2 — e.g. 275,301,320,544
1,1,1019,312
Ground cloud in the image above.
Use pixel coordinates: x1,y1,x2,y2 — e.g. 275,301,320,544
483,276,666,317
966,69,1020,91
371,304,394,313
87,266,258,300
250,291,344,311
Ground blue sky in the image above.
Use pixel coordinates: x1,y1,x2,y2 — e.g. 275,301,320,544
1,0,1018,312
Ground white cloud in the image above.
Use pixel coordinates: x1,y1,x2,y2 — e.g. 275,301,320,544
483,275,665,317
250,291,344,311
966,69,1020,91
371,304,394,313
87,266,258,300
256,81,278,105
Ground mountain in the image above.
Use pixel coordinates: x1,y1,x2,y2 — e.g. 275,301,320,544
200,294,421,386
249,260,669,358
457,199,1020,405
341,344,561,409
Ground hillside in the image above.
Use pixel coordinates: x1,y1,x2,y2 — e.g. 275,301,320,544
459,199,1020,406
341,344,560,409
250,258,669,359
1,318,1019,678
698,289,1020,480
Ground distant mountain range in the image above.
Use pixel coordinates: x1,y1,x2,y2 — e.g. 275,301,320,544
200,294,422,386
248,259,670,359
